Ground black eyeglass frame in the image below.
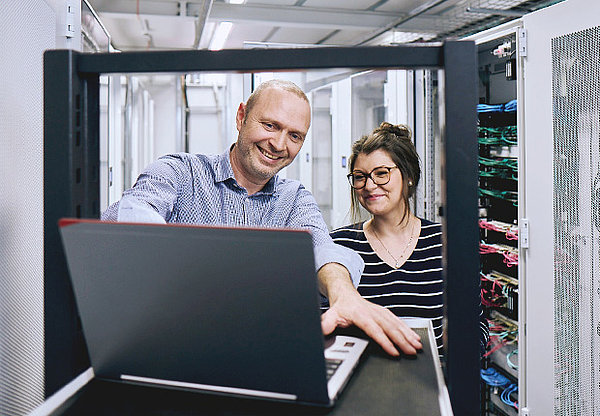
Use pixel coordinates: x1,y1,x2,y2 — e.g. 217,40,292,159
347,166,398,189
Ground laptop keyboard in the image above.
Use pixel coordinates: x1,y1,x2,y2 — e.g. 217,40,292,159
325,358,343,381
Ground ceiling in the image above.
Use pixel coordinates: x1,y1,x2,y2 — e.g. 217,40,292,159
84,0,563,52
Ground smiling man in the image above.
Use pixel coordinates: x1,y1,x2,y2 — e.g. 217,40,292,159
102,79,422,357
230,83,309,195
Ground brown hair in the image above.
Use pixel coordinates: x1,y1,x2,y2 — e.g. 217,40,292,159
244,79,309,122
349,122,421,224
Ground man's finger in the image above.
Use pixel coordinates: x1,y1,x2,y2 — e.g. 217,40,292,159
360,321,400,356
320,309,338,335
351,313,401,356
363,307,422,355
388,325,422,350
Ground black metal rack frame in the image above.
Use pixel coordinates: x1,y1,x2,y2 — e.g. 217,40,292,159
43,42,480,415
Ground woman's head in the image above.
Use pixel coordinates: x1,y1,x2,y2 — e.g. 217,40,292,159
348,122,421,224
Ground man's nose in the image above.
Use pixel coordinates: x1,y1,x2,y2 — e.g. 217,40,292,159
269,131,287,152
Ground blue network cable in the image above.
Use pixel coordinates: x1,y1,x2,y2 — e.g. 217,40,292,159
481,368,519,410
477,99,517,113
480,368,511,387
500,383,519,409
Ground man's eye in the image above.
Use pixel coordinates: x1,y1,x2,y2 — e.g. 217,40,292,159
263,122,274,129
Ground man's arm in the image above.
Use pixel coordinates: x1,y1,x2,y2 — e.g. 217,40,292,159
102,154,188,223
287,185,364,285
317,263,422,356
287,186,422,356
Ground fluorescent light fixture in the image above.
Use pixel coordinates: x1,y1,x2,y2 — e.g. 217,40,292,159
209,22,233,51
228,0,246,4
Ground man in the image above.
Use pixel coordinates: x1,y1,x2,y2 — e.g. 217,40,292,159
102,79,422,356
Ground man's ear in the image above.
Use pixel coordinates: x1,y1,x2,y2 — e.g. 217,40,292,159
235,103,246,131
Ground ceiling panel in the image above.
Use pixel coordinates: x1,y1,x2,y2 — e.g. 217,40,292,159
86,0,565,52
223,23,281,49
302,0,386,10
245,0,297,5
266,27,342,46
99,13,197,50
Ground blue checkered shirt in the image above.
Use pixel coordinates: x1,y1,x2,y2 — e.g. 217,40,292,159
102,150,363,286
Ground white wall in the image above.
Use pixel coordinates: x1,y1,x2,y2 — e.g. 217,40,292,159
0,0,80,413
147,76,177,161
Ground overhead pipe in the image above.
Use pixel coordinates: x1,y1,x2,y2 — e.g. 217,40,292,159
191,0,214,49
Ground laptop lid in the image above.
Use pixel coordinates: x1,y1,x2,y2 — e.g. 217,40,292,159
58,219,332,405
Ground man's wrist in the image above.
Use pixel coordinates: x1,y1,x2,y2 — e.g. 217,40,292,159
317,262,358,304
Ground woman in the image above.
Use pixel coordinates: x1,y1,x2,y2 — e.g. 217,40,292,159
331,122,488,357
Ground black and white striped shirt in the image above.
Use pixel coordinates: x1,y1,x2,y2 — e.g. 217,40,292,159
331,219,490,357
330,219,445,354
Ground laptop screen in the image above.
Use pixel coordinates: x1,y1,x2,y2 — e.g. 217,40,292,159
59,219,331,404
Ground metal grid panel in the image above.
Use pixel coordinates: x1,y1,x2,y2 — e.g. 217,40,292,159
552,25,600,416
396,0,565,40
0,0,53,414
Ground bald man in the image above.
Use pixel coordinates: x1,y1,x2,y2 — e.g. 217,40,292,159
102,79,422,356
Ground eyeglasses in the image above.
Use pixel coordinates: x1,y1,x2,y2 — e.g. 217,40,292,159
347,166,398,189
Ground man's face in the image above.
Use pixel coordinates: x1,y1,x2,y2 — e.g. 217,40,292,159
233,87,310,187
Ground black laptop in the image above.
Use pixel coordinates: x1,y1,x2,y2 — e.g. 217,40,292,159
58,219,367,407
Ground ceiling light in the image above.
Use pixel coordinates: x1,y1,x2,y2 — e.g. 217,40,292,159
209,22,233,51
228,0,246,4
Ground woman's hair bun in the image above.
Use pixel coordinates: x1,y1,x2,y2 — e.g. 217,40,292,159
376,122,411,140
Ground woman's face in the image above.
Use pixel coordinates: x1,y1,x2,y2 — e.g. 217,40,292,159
353,149,405,218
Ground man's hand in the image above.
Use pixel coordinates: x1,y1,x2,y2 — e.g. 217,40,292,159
318,263,422,356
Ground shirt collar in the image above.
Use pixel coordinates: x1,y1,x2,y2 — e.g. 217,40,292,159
214,145,277,196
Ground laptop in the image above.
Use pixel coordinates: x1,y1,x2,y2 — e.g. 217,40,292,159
58,218,368,407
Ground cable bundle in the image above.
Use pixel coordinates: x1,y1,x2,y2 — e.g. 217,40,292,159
481,272,513,308
477,100,517,113
479,156,518,184
485,314,518,358
479,189,518,206
479,168,518,180
479,156,518,171
501,383,519,409
478,126,518,146
479,219,518,240
480,367,519,409
479,242,519,267
481,367,511,386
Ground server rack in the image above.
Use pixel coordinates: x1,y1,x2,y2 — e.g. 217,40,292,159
474,31,521,416
43,42,480,414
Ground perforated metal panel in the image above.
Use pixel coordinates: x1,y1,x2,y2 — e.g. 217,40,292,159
0,0,56,414
552,25,600,416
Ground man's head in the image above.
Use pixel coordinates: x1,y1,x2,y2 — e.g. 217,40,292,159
231,80,311,194
243,79,309,123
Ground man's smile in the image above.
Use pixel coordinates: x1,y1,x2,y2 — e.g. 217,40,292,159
258,146,282,161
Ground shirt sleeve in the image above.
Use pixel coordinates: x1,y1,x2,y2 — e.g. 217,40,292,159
101,154,188,223
285,184,364,288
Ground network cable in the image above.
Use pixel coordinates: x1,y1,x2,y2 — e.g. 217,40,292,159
480,242,519,267
507,348,518,370
479,219,519,240
477,99,517,113
500,383,519,409
479,156,518,171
